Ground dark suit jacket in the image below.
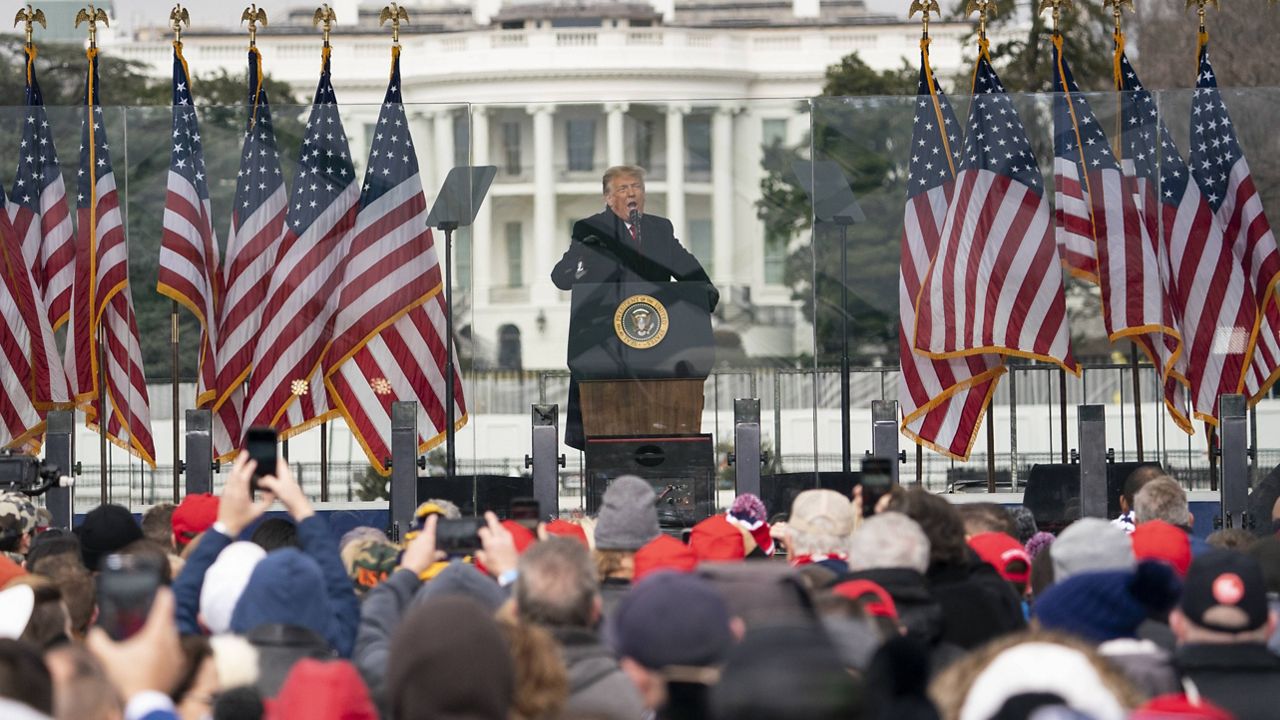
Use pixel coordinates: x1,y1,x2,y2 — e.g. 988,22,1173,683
551,210,718,449
551,210,719,309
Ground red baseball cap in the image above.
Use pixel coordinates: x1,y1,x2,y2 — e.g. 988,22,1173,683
500,520,537,554
543,519,589,547
1132,693,1233,720
688,515,748,562
173,493,220,547
633,534,697,581
1132,520,1192,577
832,579,898,621
968,532,1032,585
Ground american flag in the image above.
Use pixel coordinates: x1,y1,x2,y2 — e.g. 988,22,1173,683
1053,39,1185,428
211,48,286,456
1050,40,1099,284
0,188,66,451
1188,40,1280,406
325,49,467,473
898,45,1004,460
1133,55,1253,423
66,48,155,464
156,42,222,442
914,49,1077,375
9,46,74,335
1114,50,1191,431
244,48,356,435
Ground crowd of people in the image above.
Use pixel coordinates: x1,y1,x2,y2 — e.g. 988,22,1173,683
0,456,1279,720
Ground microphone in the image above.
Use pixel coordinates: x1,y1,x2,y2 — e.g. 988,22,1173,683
628,204,642,243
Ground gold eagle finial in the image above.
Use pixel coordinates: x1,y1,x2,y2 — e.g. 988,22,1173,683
1103,0,1133,34
14,6,46,46
1185,0,1220,33
909,0,941,38
379,3,410,45
241,4,267,48
75,5,109,48
170,5,189,43
1037,0,1073,34
313,4,336,47
966,0,998,42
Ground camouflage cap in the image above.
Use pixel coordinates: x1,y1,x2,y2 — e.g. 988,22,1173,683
0,493,37,537
341,538,400,595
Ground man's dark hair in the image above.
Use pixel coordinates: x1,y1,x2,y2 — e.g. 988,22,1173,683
1123,464,1164,506
956,502,1015,537
14,578,71,650
32,555,95,638
0,638,53,714
887,489,968,568
515,537,599,629
250,518,299,551
1247,536,1280,595
25,531,80,572
140,503,176,550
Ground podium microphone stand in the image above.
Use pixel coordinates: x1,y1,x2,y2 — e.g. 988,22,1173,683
792,160,865,475
426,165,497,480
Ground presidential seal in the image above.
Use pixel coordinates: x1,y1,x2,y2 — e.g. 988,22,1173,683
614,294,669,349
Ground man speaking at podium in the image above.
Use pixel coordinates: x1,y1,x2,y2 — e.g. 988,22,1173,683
551,165,719,450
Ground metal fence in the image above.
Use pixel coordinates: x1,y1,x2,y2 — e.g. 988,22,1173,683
63,362,1271,508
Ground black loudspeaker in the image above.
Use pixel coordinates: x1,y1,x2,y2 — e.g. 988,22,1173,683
415,475,533,518
1023,462,1160,533
760,472,857,523
585,435,715,528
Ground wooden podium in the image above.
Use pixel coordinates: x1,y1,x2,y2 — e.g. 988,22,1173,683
567,281,715,441
579,379,705,437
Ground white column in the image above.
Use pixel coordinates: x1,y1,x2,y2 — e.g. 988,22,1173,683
471,106,492,311
712,104,736,285
530,104,558,303
605,102,629,168
433,109,456,193
665,103,688,240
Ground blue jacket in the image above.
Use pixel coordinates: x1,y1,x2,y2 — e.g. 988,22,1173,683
172,525,234,636
229,515,360,657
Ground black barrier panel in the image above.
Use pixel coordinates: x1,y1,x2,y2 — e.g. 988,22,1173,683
415,475,533,518
760,472,857,523
585,435,715,528
1023,462,1159,534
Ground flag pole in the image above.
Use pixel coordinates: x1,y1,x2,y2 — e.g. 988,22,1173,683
170,7,188,502
77,4,110,504
314,3,336,501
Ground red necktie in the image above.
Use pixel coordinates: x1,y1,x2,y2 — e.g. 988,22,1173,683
629,223,638,244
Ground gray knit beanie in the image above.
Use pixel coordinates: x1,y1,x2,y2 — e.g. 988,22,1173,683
594,475,660,550
1051,517,1134,583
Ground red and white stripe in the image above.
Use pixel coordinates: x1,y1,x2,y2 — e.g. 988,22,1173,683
0,209,62,451
324,172,465,472
212,183,286,452
242,185,358,434
9,177,74,331
914,168,1077,373
1053,154,1100,282
899,182,1004,460
69,169,155,464
157,163,221,410
1163,174,1255,421
1216,156,1280,400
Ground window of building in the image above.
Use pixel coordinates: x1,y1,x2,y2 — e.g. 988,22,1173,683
566,118,597,172
686,115,712,174
505,222,523,288
502,121,522,176
764,229,787,285
762,118,788,147
633,119,655,170
497,324,522,371
688,219,714,277
453,112,469,167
